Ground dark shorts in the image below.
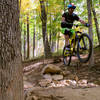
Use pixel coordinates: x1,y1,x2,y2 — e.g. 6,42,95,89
64,29,73,38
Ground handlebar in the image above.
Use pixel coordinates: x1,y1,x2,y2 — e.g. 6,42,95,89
61,21,90,27
73,24,90,27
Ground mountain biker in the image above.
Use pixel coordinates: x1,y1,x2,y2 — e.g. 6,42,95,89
61,3,89,49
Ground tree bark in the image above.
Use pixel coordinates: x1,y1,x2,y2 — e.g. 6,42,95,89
0,0,23,100
87,0,94,66
39,0,52,58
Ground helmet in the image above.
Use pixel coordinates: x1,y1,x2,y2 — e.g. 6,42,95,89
68,3,76,9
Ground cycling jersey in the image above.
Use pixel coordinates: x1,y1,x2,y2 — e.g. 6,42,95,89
62,12,79,28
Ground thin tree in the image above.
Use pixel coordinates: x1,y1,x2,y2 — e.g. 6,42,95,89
63,0,66,12
24,22,27,60
49,13,52,46
33,25,36,57
91,0,100,45
26,14,30,59
0,0,23,100
87,0,94,66
39,0,52,58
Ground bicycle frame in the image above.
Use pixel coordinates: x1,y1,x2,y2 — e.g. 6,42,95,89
68,26,82,54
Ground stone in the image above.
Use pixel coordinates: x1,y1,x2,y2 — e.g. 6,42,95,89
39,79,52,87
78,79,88,84
43,74,52,81
24,81,33,89
42,64,62,75
52,75,63,81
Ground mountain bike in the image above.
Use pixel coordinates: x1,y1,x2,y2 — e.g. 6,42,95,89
62,24,92,66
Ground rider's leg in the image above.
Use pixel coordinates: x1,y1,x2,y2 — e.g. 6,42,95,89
64,34,69,46
64,29,71,48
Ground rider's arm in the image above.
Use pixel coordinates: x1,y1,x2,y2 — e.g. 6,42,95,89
61,17,67,28
62,17,65,22
79,19,86,24
79,19,89,27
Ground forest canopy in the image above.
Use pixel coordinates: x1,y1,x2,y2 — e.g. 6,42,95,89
19,0,100,60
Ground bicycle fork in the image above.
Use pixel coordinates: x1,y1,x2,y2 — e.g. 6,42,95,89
78,36,87,50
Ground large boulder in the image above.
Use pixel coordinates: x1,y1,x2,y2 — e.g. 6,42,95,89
42,64,62,75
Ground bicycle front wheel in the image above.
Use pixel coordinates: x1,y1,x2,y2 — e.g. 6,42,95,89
77,33,92,63
63,46,71,66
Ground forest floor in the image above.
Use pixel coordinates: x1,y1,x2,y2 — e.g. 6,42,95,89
23,46,100,100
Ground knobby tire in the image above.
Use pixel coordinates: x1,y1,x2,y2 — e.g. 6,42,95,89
77,33,92,63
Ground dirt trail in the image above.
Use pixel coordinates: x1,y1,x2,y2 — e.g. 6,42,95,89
25,86,100,100
23,47,100,100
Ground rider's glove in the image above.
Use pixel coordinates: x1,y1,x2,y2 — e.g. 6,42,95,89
85,23,90,27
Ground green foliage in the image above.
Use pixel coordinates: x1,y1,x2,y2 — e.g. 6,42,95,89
20,0,100,58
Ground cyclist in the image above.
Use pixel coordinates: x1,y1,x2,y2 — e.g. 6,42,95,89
61,3,89,49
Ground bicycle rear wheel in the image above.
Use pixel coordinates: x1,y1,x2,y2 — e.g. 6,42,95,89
77,33,92,63
63,46,71,66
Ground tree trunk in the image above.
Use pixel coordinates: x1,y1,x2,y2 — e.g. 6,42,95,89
24,22,26,60
0,0,23,100
92,2,100,45
40,0,52,58
33,25,35,57
87,0,94,66
51,30,57,53
51,41,56,53
57,33,60,51
63,0,66,12
49,13,52,46
19,0,21,10
26,15,30,59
